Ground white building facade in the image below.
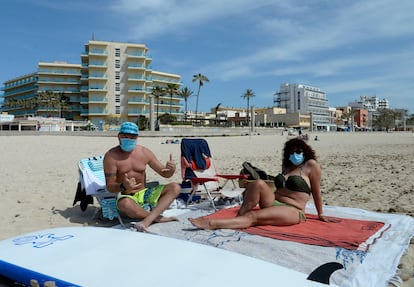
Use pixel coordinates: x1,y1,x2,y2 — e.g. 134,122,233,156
274,83,334,130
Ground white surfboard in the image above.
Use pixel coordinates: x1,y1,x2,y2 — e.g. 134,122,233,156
0,227,341,286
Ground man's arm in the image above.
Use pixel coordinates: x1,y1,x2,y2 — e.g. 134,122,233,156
103,153,122,193
146,149,176,178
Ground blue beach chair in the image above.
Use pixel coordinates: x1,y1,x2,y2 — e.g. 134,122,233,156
73,156,125,226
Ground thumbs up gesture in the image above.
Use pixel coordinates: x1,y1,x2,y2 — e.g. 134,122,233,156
162,153,176,173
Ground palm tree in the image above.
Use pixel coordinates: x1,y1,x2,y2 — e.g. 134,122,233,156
241,89,255,126
179,86,194,121
38,90,55,116
165,83,179,114
57,92,71,118
192,73,209,119
151,85,166,130
214,103,222,125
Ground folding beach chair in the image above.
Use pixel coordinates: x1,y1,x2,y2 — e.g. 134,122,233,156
73,156,126,226
180,138,247,210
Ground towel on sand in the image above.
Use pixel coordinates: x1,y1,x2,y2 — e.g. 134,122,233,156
204,207,386,251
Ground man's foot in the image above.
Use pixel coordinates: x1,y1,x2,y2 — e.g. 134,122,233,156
188,217,213,230
134,222,149,233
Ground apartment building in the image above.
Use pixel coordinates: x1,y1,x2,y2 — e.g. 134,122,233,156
1,40,181,127
274,83,335,130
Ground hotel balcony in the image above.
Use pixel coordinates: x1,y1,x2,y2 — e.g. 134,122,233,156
128,63,146,70
88,49,107,57
89,86,107,92
89,96,108,104
128,97,149,105
89,62,107,68
88,107,108,116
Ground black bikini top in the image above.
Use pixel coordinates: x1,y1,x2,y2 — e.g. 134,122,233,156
273,167,311,195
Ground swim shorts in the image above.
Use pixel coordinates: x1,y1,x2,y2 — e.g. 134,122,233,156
117,185,165,211
272,199,306,222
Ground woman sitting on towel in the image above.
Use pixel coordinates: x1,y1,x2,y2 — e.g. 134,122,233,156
189,137,335,230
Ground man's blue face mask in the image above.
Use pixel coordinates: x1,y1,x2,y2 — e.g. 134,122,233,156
120,138,136,152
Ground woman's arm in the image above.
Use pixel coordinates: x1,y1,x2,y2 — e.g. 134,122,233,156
307,159,325,220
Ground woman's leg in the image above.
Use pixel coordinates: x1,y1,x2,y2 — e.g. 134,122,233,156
189,205,301,230
238,179,275,216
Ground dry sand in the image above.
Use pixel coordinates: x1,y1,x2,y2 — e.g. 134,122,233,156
0,132,413,285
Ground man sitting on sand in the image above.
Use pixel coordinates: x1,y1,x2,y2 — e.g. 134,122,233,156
103,122,181,232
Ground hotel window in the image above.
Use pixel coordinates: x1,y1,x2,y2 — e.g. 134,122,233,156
115,106,120,114
115,71,120,80
115,60,120,69
115,83,120,91
115,48,120,57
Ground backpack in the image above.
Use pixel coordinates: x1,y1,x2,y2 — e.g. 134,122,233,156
240,161,271,180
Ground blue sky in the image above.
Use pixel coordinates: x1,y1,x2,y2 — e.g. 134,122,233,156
1,0,414,113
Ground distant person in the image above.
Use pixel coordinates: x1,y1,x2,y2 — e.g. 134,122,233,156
103,122,180,232
189,138,337,230
314,136,319,141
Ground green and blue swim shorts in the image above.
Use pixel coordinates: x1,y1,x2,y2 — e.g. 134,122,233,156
117,184,165,211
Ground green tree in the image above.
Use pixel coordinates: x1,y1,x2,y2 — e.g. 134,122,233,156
373,109,396,131
57,92,71,118
159,113,177,124
213,103,222,125
180,86,194,121
151,85,166,130
38,90,55,116
137,115,149,131
407,114,414,125
165,83,180,114
241,89,255,126
192,73,209,119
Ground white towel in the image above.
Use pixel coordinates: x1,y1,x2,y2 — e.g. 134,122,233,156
82,167,106,195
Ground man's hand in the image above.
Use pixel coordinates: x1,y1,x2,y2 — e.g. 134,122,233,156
123,173,142,193
162,153,176,173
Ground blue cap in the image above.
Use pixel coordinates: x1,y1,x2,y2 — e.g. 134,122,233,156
119,122,139,135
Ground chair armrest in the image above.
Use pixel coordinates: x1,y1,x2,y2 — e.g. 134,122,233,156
190,177,219,184
216,174,248,180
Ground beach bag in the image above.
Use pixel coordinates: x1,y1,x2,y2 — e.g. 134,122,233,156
240,161,270,180
239,162,275,189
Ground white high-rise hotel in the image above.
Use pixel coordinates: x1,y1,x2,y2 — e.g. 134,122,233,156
274,83,333,129
2,40,181,126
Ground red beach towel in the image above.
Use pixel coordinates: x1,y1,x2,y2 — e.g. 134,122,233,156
205,207,387,251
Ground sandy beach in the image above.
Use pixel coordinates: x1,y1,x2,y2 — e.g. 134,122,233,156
0,132,413,286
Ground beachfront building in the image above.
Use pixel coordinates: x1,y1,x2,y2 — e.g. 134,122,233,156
2,62,82,119
354,95,390,110
1,40,182,129
253,107,308,128
81,40,181,128
274,83,335,131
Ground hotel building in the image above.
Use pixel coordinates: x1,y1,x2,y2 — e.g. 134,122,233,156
1,40,181,127
274,83,335,130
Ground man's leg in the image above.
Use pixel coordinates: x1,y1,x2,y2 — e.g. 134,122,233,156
117,197,149,219
138,182,181,231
